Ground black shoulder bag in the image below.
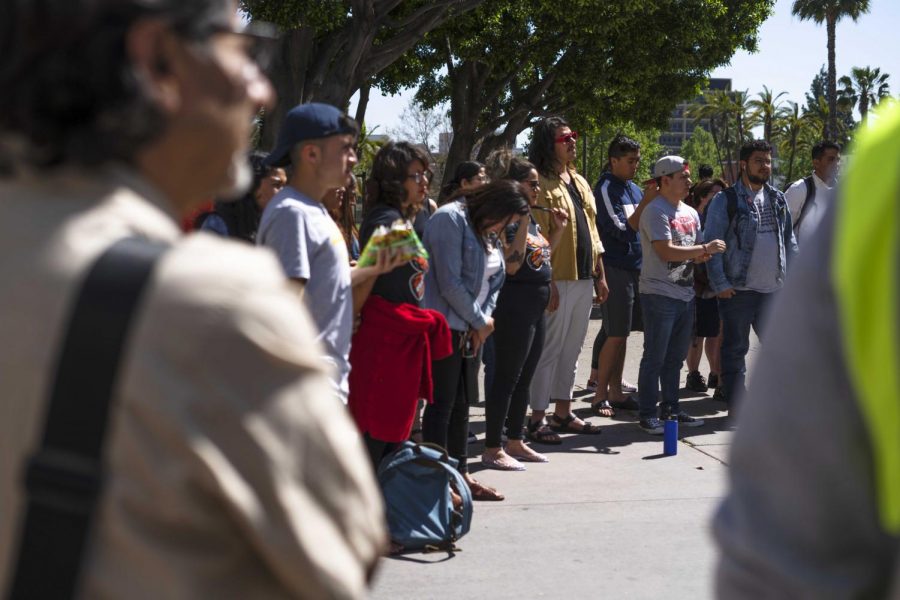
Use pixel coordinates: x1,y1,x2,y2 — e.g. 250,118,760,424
7,238,167,599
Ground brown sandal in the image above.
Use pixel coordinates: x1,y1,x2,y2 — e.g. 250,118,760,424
468,479,505,501
548,413,603,435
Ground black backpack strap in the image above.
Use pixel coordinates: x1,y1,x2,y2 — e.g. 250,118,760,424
724,187,739,224
794,176,816,232
8,237,167,600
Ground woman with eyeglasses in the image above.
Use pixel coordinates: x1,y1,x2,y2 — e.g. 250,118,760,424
525,116,608,444
347,142,453,470
439,160,488,204
477,150,569,470
421,179,531,501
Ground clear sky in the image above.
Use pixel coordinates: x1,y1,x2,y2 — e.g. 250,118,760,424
355,0,900,132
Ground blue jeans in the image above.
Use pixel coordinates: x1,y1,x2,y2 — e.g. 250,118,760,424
718,290,773,405
637,294,695,420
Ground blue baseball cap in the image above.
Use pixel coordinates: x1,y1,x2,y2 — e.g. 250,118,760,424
266,103,358,167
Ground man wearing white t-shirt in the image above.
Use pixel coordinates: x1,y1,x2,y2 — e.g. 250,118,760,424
784,140,841,244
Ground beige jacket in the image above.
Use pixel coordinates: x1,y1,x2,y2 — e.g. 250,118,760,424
533,169,604,281
0,167,386,599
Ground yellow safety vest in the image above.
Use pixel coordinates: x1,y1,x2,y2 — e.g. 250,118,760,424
834,100,900,533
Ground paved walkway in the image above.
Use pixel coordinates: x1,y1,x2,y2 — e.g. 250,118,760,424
370,311,758,599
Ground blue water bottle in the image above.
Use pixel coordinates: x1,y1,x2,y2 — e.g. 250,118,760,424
664,416,678,456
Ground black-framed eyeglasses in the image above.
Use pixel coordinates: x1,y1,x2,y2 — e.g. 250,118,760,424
525,179,540,190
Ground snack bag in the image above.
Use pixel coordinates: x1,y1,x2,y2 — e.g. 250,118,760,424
358,219,429,267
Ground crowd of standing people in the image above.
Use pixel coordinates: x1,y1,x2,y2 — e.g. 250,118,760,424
214,100,839,502
0,0,853,595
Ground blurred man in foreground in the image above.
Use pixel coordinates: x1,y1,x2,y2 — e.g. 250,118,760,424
0,1,385,597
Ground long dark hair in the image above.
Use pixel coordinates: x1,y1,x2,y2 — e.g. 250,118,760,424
440,161,484,203
365,141,430,219
330,176,360,256
528,116,569,178
688,178,727,212
464,180,530,248
197,152,274,242
485,148,535,183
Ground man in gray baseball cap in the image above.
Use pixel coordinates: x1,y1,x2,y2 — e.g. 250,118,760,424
631,155,726,434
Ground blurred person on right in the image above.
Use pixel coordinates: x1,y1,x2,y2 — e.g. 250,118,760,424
784,140,841,244
0,1,385,597
715,103,900,598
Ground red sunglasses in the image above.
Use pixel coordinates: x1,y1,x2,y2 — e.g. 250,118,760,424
554,131,579,144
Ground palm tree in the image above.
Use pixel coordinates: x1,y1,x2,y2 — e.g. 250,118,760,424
792,0,872,140
839,66,891,121
750,86,788,142
775,101,805,184
687,90,731,176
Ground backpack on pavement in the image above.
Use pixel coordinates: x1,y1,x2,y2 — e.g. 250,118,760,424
377,441,473,554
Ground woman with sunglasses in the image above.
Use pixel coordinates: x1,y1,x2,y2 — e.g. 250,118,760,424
348,142,453,469
525,116,607,443
478,150,569,470
421,179,531,500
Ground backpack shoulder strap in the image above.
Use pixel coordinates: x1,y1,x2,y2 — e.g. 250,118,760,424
724,186,739,224
793,175,816,232
9,237,167,599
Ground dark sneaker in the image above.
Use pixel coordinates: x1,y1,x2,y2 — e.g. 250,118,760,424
468,430,478,444
686,370,708,392
639,418,665,435
661,409,705,428
712,387,727,402
707,373,719,389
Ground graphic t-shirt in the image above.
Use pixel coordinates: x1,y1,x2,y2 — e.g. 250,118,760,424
505,217,552,285
740,188,782,293
638,197,701,302
359,204,427,306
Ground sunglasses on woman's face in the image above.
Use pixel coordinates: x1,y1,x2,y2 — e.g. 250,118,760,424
554,131,578,144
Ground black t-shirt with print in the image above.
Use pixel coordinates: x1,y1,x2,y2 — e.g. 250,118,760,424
359,204,427,307
565,179,593,280
505,216,552,285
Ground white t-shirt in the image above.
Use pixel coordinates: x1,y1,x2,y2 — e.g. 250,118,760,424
257,185,353,402
476,244,503,308
785,172,833,243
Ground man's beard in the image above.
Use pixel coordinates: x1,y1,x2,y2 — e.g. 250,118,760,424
217,152,253,200
747,172,768,185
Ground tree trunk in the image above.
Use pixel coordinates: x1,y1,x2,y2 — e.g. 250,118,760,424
860,95,869,122
259,28,315,149
355,82,372,127
827,14,838,140
786,130,798,184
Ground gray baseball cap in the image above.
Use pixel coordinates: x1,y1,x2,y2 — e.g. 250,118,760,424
649,155,690,181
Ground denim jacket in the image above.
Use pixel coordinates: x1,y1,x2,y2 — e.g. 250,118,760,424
422,200,505,331
704,179,799,294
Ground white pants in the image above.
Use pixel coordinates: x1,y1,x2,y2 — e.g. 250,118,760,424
529,279,594,411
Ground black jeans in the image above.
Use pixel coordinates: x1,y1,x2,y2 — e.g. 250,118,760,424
423,330,478,474
485,282,550,448
363,433,398,473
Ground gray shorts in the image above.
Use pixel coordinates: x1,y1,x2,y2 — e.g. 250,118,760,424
601,265,642,337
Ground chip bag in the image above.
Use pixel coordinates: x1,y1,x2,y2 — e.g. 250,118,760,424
358,219,429,267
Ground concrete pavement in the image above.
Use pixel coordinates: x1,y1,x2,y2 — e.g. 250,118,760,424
370,312,758,600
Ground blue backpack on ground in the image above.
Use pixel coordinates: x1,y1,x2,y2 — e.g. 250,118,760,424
377,441,473,554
